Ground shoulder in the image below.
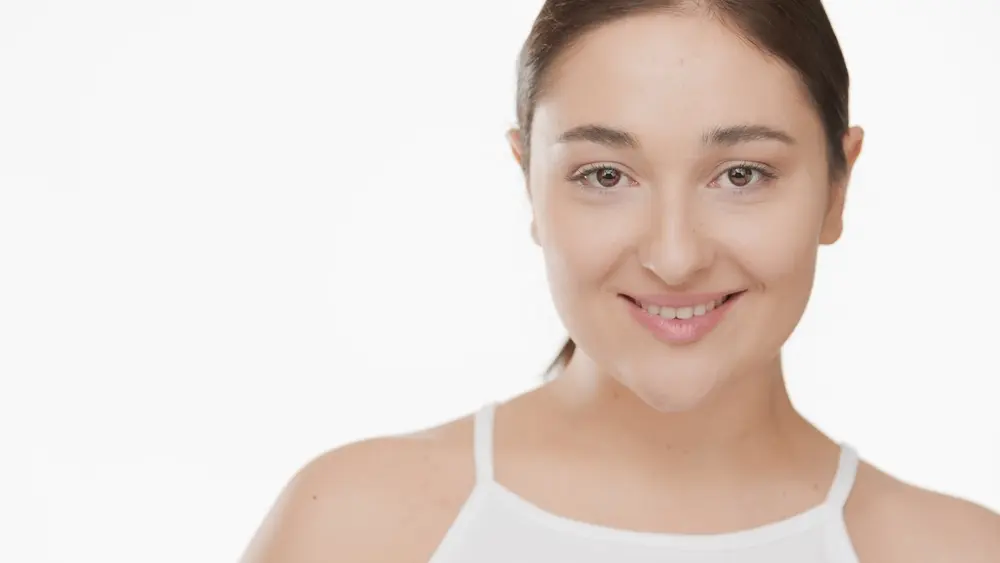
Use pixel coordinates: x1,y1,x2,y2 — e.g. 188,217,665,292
240,414,477,563
848,462,1000,563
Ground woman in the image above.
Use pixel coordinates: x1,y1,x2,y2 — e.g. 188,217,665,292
242,1,1000,561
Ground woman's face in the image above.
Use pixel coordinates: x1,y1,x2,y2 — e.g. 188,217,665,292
514,13,863,412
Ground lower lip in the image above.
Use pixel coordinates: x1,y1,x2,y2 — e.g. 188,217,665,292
624,293,743,344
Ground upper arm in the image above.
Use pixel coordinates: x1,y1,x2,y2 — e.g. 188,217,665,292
239,429,474,563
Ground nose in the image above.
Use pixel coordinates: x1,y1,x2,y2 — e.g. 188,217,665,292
637,197,715,286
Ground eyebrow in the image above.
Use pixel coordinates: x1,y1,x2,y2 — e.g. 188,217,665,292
557,124,639,149
555,123,796,149
703,124,796,146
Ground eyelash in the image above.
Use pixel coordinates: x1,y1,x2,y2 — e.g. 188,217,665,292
567,161,778,194
714,161,778,193
566,162,636,193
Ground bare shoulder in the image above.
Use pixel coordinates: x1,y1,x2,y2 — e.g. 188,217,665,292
848,462,1000,563
240,414,476,563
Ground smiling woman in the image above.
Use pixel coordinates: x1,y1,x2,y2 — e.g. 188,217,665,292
539,121,799,370
239,1,1000,562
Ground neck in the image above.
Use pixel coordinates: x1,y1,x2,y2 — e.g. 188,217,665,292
545,351,825,469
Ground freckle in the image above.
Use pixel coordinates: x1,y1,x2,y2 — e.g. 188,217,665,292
312,495,317,500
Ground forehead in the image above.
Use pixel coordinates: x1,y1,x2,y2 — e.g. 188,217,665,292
532,13,824,152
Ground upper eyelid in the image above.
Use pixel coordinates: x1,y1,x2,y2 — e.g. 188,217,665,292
571,162,633,175
713,160,777,173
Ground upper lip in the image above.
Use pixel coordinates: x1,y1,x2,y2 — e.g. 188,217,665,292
626,290,744,308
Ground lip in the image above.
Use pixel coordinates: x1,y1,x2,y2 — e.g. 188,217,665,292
629,291,741,308
623,291,745,345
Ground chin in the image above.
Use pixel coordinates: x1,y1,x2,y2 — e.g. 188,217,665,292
615,362,727,413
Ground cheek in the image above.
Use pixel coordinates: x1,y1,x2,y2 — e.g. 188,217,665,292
715,197,825,360
734,223,819,284
536,194,640,289
722,191,826,284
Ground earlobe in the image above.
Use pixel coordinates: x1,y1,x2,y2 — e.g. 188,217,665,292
820,127,863,246
511,128,538,246
819,187,845,245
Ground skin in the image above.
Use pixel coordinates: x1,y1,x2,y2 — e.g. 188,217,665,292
241,13,1000,563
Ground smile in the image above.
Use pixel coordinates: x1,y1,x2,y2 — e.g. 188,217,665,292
621,291,746,344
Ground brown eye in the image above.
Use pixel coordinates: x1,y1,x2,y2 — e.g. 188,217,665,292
570,163,637,192
714,163,777,193
596,168,621,187
727,166,754,187
577,166,632,190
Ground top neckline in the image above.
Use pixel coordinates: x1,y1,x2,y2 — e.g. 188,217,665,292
471,401,860,549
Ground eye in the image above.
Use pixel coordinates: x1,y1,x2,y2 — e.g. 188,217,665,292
712,162,777,192
569,164,637,191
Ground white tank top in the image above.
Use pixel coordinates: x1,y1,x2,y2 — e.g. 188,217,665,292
428,402,861,563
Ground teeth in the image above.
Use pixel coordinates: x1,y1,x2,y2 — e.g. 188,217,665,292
642,296,727,320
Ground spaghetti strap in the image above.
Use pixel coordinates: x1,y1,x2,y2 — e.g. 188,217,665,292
433,415,867,561
473,402,497,483
825,443,860,511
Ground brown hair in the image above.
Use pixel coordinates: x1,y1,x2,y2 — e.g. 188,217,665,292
513,0,852,377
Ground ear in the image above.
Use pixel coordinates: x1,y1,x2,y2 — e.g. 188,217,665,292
507,128,526,171
507,128,540,246
820,126,864,245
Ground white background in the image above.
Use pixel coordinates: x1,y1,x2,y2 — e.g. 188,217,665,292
1,0,997,561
